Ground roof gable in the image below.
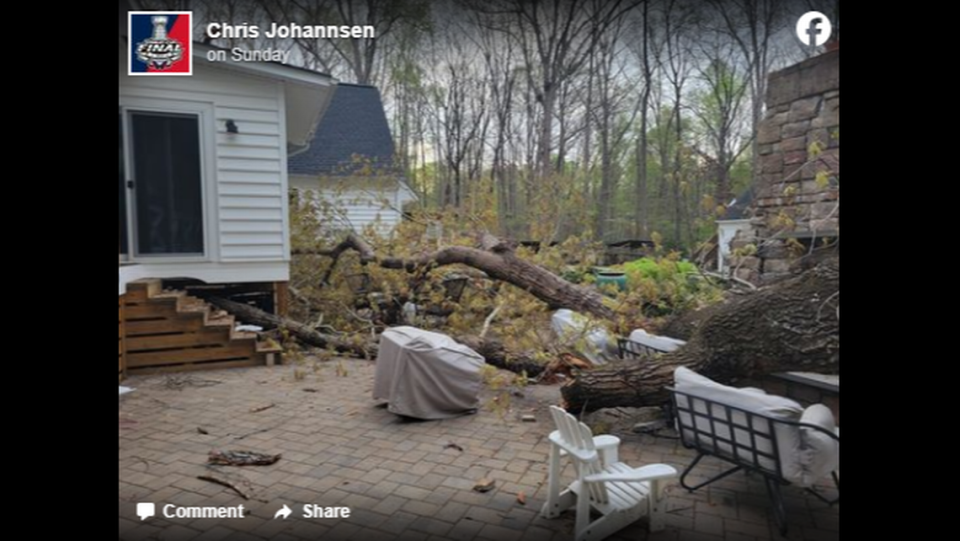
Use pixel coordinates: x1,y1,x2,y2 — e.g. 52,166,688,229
288,84,397,177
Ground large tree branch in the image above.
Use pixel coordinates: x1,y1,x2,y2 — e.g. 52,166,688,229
210,296,546,377
208,297,378,359
297,232,616,320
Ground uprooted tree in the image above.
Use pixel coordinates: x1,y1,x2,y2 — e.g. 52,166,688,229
216,231,615,376
219,229,838,412
561,257,839,411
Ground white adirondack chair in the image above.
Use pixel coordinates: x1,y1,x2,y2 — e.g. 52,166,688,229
541,406,678,541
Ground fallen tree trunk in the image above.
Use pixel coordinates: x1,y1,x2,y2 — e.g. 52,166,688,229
208,297,379,359
299,232,615,321
561,258,840,412
212,296,546,376
458,336,545,378
291,233,839,411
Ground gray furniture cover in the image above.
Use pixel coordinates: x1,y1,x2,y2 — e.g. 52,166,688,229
374,327,485,420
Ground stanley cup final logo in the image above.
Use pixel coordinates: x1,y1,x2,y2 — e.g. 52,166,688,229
137,16,183,69
129,12,192,75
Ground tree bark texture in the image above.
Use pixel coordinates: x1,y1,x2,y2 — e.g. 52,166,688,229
208,297,379,359
561,258,840,412
213,294,548,377
458,336,545,378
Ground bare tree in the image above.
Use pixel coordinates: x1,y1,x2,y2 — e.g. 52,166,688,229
631,0,655,238
705,0,790,173
690,37,752,205
657,0,696,247
464,0,642,181
591,16,641,241
472,15,523,230
257,0,430,84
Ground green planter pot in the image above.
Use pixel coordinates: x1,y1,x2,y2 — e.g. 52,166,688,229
594,268,628,292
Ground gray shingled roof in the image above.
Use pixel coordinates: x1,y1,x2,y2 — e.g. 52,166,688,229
289,83,397,177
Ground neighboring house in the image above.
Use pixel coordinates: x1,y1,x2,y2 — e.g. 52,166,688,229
716,188,754,276
288,83,417,238
118,1,336,379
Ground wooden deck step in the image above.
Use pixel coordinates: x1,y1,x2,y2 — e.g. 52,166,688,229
257,341,283,354
150,291,186,301
204,315,235,328
121,281,281,374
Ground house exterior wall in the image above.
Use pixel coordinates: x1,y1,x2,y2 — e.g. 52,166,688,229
731,50,840,284
717,219,752,275
291,175,417,237
119,48,291,286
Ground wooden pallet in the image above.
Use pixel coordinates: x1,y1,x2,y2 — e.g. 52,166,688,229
122,280,281,375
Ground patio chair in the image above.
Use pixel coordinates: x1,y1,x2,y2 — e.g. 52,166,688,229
618,329,686,361
541,406,678,541
669,367,840,536
617,338,662,361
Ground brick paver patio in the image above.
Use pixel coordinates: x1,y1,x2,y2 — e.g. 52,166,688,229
119,359,839,541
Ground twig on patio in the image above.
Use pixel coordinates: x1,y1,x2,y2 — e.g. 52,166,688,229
197,474,251,500
249,403,276,413
127,456,152,471
232,427,272,441
164,375,223,391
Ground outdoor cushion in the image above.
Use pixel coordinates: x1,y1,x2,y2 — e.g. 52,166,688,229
674,367,803,416
629,329,687,353
798,404,840,487
674,367,805,483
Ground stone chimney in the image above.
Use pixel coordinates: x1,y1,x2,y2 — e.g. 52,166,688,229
731,50,840,284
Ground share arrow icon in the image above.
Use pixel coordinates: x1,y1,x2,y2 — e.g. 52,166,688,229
274,504,293,520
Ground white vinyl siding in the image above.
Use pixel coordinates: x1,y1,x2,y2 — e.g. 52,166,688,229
324,188,399,236
291,176,418,238
717,219,752,275
120,56,291,281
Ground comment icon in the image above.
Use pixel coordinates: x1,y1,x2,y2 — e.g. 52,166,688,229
136,503,156,521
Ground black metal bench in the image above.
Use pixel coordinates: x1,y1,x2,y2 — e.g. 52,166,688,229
669,387,840,536
617,338,669,360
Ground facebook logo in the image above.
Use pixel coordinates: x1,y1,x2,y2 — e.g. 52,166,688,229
797,12,833,48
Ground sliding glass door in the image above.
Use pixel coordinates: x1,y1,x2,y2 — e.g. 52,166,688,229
120,109,205,257
119,113,128,257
